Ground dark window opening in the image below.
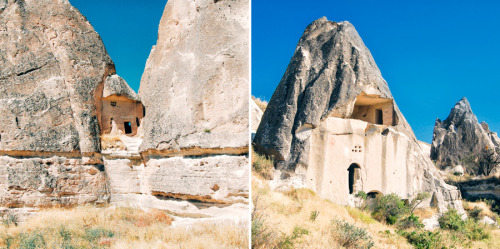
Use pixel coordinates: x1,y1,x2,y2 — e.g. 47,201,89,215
15,117,19,128
348,163,361,194
110,118,113,125
143,106,146,116
124,122,132,134
0,134,2,141
375,109,383,125
111,101,117,107
136,117,140,127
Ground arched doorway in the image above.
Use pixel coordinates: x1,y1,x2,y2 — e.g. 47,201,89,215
347,163,361,194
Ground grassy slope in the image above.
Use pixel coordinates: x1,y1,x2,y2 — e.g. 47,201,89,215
252,171,500,249
0,206,248,249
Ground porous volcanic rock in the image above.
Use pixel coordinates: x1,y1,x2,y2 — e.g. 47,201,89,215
138,0,249,155
0,0,115,153
0,0,114,207
253,17,462,211
431,98,500,168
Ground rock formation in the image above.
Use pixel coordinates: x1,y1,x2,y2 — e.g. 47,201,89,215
253,17,462,211
0,0,114,207
138,0,249,155
431,97,500,169
113,0,250,206
0,0,250,213
251,99,263,137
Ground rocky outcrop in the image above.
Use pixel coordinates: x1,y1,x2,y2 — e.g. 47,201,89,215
124,0,250,205
253,17,462,211
431,98,500,168
251,99,263,135
103,74,140,102
138,0,249,155
0,0,115,207
0,0,115,153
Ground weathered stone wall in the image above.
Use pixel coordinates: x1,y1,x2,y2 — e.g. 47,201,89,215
0,155,108,208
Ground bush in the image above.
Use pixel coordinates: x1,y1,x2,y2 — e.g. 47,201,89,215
278,226,309,249
398,230,443,249
330,219,374,249
466,206,483,221
252,150,274,180
398,213,424,229
84,228,114,242
2,211,19,227
372,193,409,225
310,210,319,221
19,231,46,249
438,209,464,230
462,218,490,241
438,209,490,241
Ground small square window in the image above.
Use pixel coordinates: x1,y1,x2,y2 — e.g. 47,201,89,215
111,101,117,107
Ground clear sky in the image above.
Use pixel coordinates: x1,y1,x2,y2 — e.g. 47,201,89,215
69,0,168,92
252,0,500,143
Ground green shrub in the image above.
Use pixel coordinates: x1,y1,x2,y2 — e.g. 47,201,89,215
84,228,114,242
438,209,464,230
398,230,443,249
372,193,409,225
466,206,483,221
19,231,46,249
398,213,424,229
252,150,275,180
310,210,319,221
2,211,19,227
462,218,490,241
330,219,374,249
278,226,309,249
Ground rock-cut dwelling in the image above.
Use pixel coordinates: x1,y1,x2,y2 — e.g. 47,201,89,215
99,74,144,136
253,18,462,211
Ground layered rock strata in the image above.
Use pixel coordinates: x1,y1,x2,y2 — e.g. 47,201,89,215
253,17,462,211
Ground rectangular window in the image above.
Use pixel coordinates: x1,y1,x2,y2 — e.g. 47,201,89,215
111,101,117,107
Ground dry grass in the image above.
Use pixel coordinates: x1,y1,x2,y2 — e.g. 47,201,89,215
101,135,126,151
464,200,499,220
251,173,411,249
252,171,500,249
251,96,268,112
251,148,274,180
0,206,248,248
413,207,438,219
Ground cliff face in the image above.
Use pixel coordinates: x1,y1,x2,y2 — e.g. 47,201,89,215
431,98,500,169
0,0,115,153
127,0,249,205
253,17,462,211
0,0,116,207
138,0,249,155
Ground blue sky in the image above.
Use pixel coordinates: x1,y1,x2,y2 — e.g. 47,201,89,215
70,0,168,92
252,0,500,143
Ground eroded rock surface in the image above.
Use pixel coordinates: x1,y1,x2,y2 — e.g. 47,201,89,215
431,97,500,168
0,156,108,207
138,0,249,155
0,0,115,153
253,17,462,211
0,0,115,208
